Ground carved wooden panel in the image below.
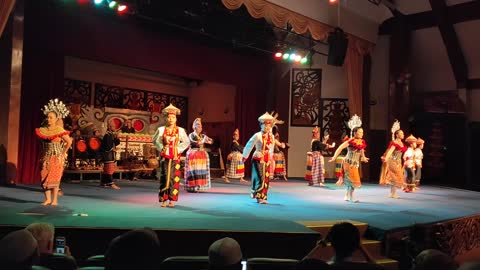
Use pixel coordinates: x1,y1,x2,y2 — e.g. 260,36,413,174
290,68,322,126
320,98,349,156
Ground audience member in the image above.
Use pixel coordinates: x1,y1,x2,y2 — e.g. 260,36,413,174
208,237,243,270
0,229,39,269
105,228,161,270
26,222,77,270
413,249,457,270
304,222,385,270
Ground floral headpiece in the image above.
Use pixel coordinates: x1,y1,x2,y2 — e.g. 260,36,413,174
312,126,319,138
347,114,362,137
162,103,181,116
405,135,417,144
391,120,401,141
416,137,425,145
41,98,69,119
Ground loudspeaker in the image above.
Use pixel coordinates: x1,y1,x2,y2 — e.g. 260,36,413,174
327,28,348,66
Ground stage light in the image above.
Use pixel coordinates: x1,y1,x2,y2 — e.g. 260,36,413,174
289,54,296,61
274,52,283,58
109,1,117,8
294,55,302,62
117,4,127,13
282,53,290,59
94,0,104,5
329,0,338,4
300,57,308,64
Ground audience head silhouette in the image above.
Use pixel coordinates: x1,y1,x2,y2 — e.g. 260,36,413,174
328,222,360,260
0,229,39,269
208,237,243,270
413,249,457,270
26,222,55,254
105,228,160,270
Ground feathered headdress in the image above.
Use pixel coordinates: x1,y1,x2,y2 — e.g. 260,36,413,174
41,98,69,119
258,112,274,124
347,114,362,137
270,111,284,129
391,120,401,141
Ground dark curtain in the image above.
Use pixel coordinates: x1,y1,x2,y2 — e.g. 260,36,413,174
17,1,270,183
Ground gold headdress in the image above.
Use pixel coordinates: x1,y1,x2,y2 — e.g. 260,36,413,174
258,112,274,124
312,126,319,139
347,114,362,137
41,98,69,119
391,119,401,141
405,135,417,144
162,103,181,116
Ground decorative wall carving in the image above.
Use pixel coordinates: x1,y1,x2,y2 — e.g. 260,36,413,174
290,68,322,126
432,215,480,258
320,98,349,156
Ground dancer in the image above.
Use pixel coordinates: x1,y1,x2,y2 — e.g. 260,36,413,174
414,137,425,188
306,140,326,187
36,99,72,206
380,120,407,199
224,129,246,183
99,119,121,189
272,130,288,181
242,112,275,204
153,104,189,207
403,135,417,193
329,115,369,203
184,118,213,192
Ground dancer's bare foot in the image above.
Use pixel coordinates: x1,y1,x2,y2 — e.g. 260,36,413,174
257,199,268,204
344,196,349,201
389,194,400,199
240,178,248,183
319,183,325,187
223,177,230,183
168,201,175,208
349,199,359,203
110,184,120,190
58,190,64,196
161,201,167,207
283,175,288,181
50,201,58,206
41,200,51,206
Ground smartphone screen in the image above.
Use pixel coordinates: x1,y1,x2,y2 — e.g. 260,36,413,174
55,236,66,254
241,260,247,270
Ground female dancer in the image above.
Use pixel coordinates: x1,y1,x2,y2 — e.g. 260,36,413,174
224,129,246,183
36,99,72,206
380,120,407,198
306,140,326,186
184,118,213,192
273,130,288,181
153,104,189,207
242,112,275,204
403,135,417,193
329,115,369,203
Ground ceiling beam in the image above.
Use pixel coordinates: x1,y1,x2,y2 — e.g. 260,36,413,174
429,0,468,89
379,0,480,35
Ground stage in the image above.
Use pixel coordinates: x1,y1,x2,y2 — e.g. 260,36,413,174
0,178,479,261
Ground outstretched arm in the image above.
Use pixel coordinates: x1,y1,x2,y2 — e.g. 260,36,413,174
329,140,349,162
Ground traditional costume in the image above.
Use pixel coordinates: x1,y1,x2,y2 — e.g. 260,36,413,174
403,135,417,192
100,126,120,189
380,120,407,198
153,104,189,206
225,129,245,181
414,138,425,187
185,118,212,192
36,99,71,206
243,112,275,204
306,140,326,186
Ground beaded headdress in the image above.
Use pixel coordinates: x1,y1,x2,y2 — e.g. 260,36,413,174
347,114,362,137
391,120,401,141
41,98,69,119
162,103,181,116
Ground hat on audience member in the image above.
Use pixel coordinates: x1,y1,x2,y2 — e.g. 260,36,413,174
0,229,38,263
208,237,242,266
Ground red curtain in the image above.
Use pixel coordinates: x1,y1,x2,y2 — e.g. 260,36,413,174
17,1,270,183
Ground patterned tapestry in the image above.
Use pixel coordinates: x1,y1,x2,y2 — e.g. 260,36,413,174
290,69,322,126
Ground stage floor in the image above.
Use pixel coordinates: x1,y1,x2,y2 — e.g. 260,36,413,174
1,179,479,233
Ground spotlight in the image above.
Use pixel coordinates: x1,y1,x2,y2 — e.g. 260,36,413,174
117,4,127,13
282,53,290,59
94,0,104,4
329,0,338,4
108,1,117,8
274,52,283,58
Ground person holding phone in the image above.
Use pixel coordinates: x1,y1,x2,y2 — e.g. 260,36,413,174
26,222,77,269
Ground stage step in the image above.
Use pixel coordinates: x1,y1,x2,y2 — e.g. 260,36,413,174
297,220,398,270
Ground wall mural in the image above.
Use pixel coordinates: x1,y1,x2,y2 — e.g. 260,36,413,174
290,68,322,126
